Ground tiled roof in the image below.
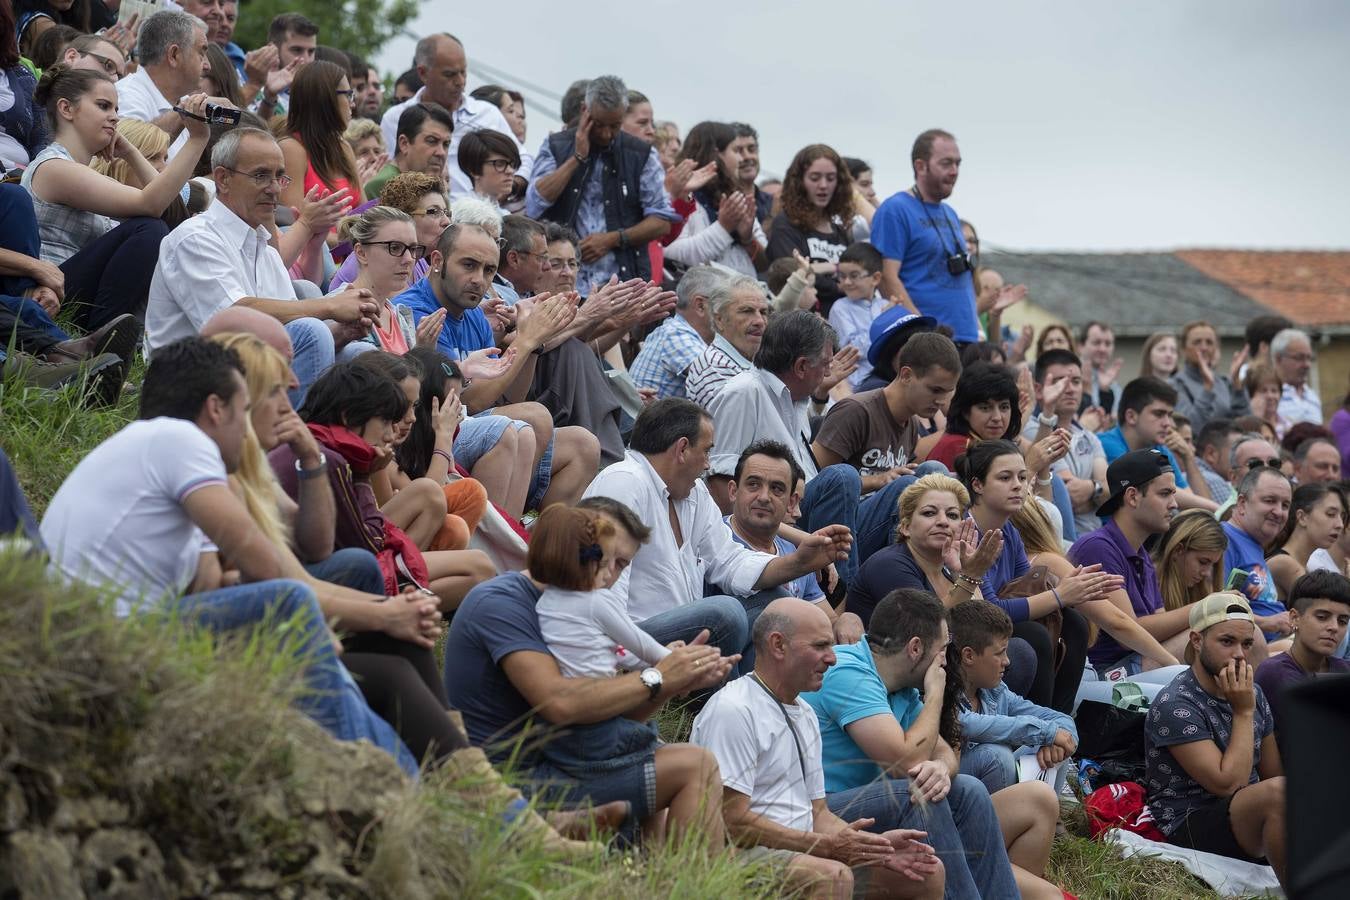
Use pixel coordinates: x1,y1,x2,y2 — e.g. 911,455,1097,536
1174,250,1350,327
981,251,1270,336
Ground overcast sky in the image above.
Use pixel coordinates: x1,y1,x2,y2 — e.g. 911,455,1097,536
375,1,1349,252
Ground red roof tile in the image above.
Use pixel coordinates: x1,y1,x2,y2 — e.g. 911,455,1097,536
1175,250,1350,326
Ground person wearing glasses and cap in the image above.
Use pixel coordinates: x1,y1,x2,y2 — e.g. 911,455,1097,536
1068,449,1189,680
1143,592,1287,887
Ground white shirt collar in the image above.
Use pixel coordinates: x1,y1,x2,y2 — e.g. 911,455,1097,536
628,449,673,503
203,198,271,250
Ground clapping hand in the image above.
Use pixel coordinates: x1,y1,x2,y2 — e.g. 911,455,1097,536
460,346,516,382
297,186,355,234
818,345,861,394
357,151,389,185
880,829,940,881
415,308,447,348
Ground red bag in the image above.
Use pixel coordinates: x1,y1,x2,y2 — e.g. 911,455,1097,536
1084,781,1165,842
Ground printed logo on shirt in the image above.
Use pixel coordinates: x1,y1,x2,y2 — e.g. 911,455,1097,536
860,446,909,475
1233,565,1268,602
806,235,845,264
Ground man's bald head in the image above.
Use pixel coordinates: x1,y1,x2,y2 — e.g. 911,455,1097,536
752,597,830,652
200,307,293,361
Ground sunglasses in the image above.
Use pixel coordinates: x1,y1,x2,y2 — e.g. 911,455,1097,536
1245,456,1283,471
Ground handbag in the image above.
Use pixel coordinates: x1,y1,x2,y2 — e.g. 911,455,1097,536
999,565,1067,671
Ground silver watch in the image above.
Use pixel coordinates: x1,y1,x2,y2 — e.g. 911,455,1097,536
639,667,663,700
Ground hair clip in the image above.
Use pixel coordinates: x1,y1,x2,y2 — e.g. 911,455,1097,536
579,543,603,564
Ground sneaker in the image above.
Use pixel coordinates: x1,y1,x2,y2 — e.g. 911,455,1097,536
3,352,125,407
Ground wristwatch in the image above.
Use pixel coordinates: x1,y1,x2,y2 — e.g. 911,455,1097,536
295,452,327,480
639,667,663,700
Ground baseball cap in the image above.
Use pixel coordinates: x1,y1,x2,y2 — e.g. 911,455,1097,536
1094,448,1175,518
867,308,938,369
1184,592,1256,663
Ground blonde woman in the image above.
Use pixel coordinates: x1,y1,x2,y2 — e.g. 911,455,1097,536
332,205,443,354
342,118,389,188
90,118,169,184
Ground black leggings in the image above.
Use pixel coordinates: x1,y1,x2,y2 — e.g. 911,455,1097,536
342,632,468,766
1010,609,1089,713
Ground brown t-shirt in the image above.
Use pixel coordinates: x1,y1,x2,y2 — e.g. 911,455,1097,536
814,389,918,476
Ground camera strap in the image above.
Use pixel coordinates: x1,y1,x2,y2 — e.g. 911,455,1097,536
910,186,966,259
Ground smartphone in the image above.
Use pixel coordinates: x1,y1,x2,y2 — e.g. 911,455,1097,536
1225,568,1249,592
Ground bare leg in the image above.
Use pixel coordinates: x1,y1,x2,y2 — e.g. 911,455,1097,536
1011,864,1064,900
1229,777,1286,887
782,855,852,900
648,744,724,852
495,401,553,473
541,426,599,509
424,548,496,612
467,425,522,516
990,781,1057,876
856,860,945,899
380,477,447,549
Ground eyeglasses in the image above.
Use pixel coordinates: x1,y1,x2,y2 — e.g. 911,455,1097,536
836,270,874,283
336,89,356,99
1280,352,1316,364
512,248,550,265
361,240,428,260
79,49,122,78
548,257,580,271
411,205,448,219
224,167,293,189
484,158,518,173
1245,456,1283,471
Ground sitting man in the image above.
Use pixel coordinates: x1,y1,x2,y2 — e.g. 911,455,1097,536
802,588,1047,899
725,440,864,645
1144,593,1286,886
684,271,769,409
363,101,453,199
1224,465,1295,645
1098,376,1217,511
145,127,380,407
629,264,718,401
40,337,416,774
443,495,737,848
691,597,944,899
1292,436,1342,485
1194,418,1243,507
811,331,960,570
115,10,209,158
1068,449,1190,679
394,221,601,511
1254,570,1350,738
582,398,851,665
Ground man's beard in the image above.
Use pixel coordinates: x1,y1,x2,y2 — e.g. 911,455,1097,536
1198,645,1233,680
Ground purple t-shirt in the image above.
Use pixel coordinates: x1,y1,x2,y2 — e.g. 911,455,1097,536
1253,650,1350,732
1069,519,1164,668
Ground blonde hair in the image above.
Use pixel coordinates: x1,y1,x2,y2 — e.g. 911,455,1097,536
1154,509,1229,611
336,205,413,246
1012,499,1062,558
343,118,385,152
90,119,170,184
895,474,970,543
208,333,293,551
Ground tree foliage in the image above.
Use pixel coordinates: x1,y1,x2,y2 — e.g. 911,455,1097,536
232,0,418,65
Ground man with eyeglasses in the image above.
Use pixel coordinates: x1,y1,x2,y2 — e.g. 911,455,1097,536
364,102,453,199
1214,433,1284,519
116,10,214,159
61,34,125,81
147,128,380,408
1271,328,1322,425
1224,466,1295,644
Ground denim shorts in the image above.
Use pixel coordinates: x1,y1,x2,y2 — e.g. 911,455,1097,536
454,412,554,509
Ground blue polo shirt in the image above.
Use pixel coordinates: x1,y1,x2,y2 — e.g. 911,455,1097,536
1222,521,1284,635
801,639,924,793
1098,427,1189,489
869,191,979,343
1069,519,1165,667
392,277,494,361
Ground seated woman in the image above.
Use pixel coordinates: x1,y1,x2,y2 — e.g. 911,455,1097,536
765,143,855,315
958,440,1119,712
278,60,362,222
18,65,213,328
275,361,495,612
457,128,520,209
1267,482,1347,604
662,121,766,278
331,206,440,355
329,171,446,291
342,117,388,189
354,350,489,553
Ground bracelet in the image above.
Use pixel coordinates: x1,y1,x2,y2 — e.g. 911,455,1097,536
956,572,982,587
1036,473,1054,486
951,580,975,595
810,394,830,405
1051,586,1065,611
574,152,588,166
432,449,453,467
616,230,629,250
295,452,327,480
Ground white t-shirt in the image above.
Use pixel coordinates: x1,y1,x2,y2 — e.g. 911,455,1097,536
536,584,670,678
690,675,825,833
40,418,227,617
1308,549,1344,575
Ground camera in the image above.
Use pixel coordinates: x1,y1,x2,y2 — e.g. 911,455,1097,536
945,252,973,276
173,103,241,126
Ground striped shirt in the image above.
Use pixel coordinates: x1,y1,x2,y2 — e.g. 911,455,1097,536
686,334,753,410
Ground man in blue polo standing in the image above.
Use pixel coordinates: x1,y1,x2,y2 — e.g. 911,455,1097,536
870,129,979,346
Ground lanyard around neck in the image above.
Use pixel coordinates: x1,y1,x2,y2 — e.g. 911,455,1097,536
750,672,809,783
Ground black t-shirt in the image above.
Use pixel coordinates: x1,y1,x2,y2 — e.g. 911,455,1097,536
846,542,934,627
765,213,851,313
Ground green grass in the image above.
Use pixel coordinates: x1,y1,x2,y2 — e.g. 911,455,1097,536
0,368,1249,897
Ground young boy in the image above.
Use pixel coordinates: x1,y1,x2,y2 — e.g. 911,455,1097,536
1254,569,1350,736
951,600,1078,795
829,242,889,389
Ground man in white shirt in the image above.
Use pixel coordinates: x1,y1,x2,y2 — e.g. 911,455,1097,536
582,398,851,667
380,33,532,199
1271,328,1322,425
691,597,943,899
116,10,211,159
146,127,379,407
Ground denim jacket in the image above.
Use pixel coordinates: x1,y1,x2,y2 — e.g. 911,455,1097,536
958,680,1077,750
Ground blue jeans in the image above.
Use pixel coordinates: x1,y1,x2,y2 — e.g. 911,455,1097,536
304,547,385,595
638,594,749,664
960,742,1018,796
174,578,416,776
285,317,336,409
0,294,69,345
828,773,1017,900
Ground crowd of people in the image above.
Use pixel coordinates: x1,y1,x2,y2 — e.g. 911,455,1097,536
2,3,1347,897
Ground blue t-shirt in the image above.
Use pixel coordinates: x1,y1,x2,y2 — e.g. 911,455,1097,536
393,277,494,361
801,639,924,793
725,519,823,603
442,572,551,766
1222,521,1284,631
868,191,979,343
1098,428,1190,489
